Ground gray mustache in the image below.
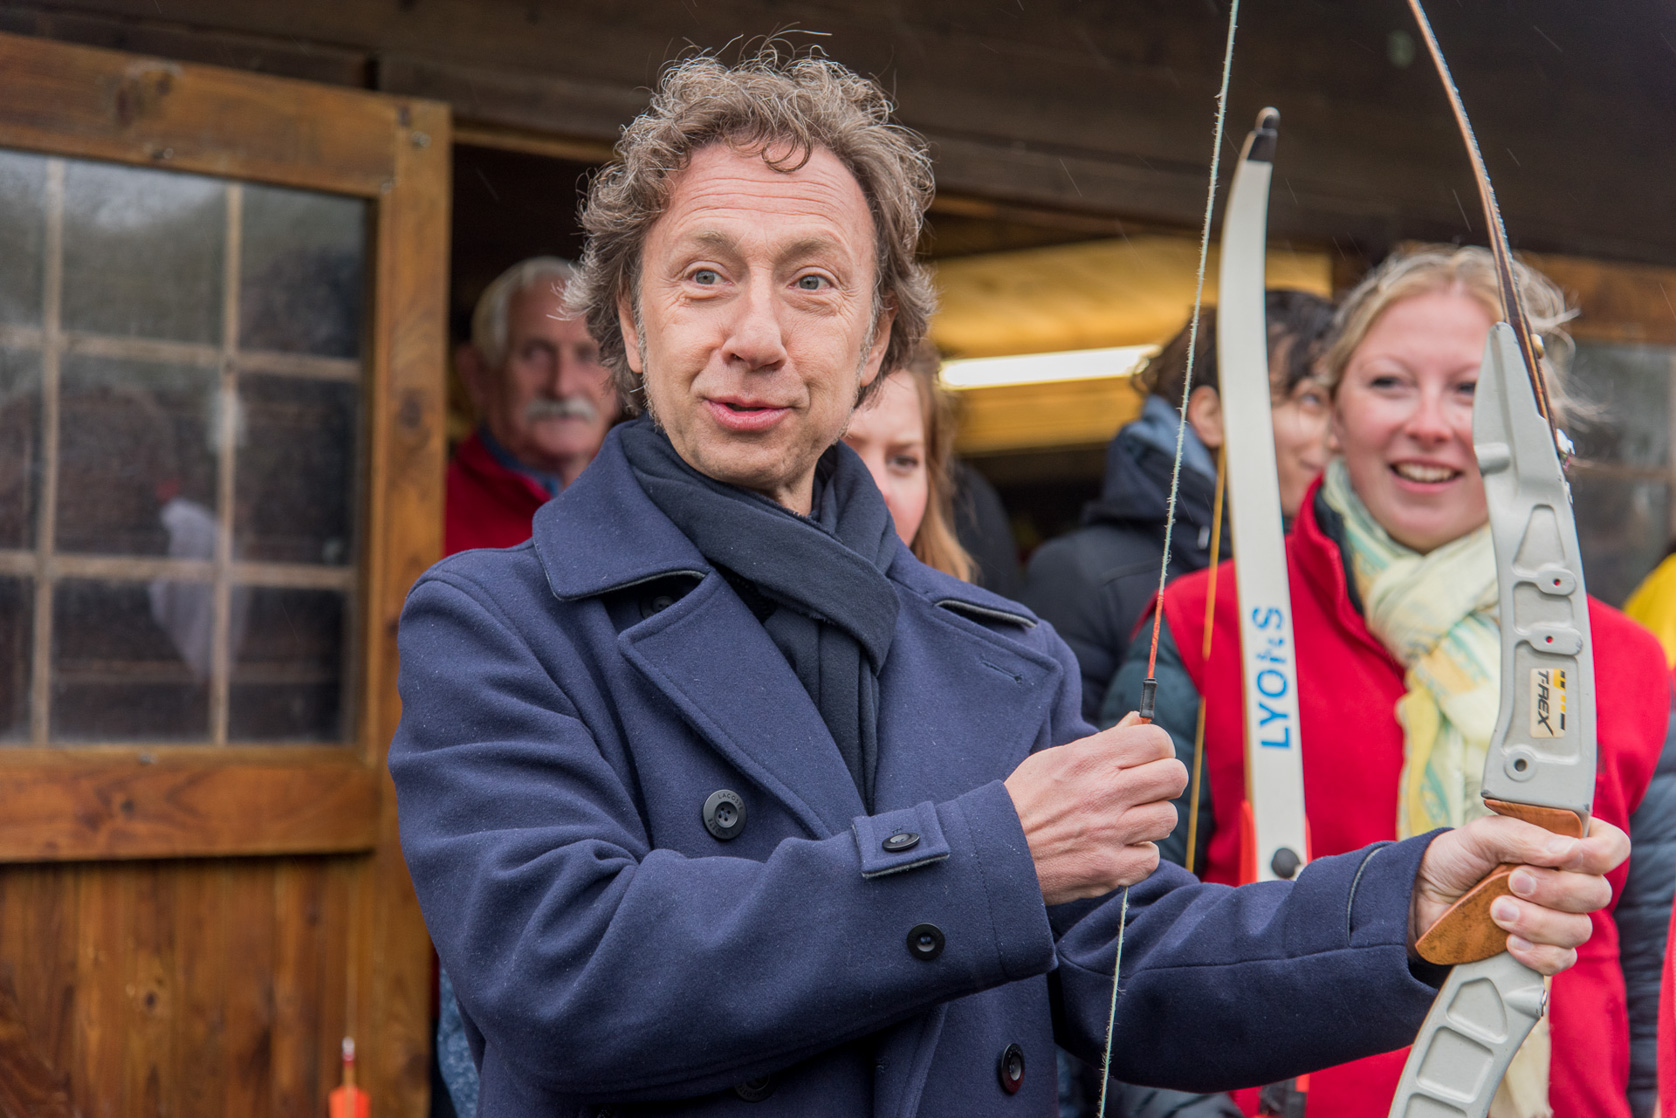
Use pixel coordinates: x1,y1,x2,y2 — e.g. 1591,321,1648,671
524,396,600,423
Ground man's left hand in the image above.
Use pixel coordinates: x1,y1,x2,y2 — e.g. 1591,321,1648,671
1411,815,1629,976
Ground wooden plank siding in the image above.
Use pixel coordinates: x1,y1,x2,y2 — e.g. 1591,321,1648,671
3,0,1673,268
0,858,358,1116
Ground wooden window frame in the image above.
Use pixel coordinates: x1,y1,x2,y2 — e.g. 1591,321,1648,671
0,31,448,862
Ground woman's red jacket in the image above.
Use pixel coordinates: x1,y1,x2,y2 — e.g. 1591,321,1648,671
1158,480,1668,1118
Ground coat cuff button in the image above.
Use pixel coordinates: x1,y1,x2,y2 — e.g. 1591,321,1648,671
997,1043,1025,1094
702,790,747,841
882,831,920,853
906,922,944,961
733,1076,774,1102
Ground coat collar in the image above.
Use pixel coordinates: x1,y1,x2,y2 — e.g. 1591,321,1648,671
534,424,1039,628
532,426,712,600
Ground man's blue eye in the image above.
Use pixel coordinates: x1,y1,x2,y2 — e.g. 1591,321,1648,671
797,275,826,291
693,269,719,285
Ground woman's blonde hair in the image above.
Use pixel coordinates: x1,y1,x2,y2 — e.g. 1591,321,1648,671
885,342,975,582
1320,244,1578,419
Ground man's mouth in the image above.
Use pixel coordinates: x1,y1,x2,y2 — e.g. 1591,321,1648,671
1391,462,1461,484
705,398,790,431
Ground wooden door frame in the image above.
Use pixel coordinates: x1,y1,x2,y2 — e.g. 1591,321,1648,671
0,29,447,1111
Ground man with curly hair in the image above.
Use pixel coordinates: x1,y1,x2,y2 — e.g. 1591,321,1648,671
389,49,1624,1117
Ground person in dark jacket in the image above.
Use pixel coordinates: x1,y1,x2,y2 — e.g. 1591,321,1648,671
389,52,1625,1118
1022,294,1334,724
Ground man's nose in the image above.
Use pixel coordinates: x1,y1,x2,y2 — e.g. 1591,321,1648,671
724,277,788,371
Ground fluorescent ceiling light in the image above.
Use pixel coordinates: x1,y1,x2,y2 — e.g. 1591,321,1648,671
940,344,1158,390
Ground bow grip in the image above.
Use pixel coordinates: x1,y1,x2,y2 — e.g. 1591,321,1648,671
1413,799,1586,966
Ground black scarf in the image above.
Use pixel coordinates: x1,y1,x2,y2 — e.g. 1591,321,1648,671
618,419,900,808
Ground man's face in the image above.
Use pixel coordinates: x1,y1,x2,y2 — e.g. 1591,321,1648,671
620,143,893,513
474,284,616,484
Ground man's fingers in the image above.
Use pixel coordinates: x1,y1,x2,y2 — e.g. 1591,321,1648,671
1125,801,1180,846
1498,816,1627,874
1121,757,1189,805
1085,721,1175,768
1449,815,1629,889
1504,938,1578,978
1504,865,1614,916
1490,891,1596,951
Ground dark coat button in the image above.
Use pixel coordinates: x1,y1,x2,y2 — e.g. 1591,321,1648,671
639,593,677,620
882,831,920,853
702,789,746,841
733,1076,774,1102
906,922,944,961
997,1043,1025,1094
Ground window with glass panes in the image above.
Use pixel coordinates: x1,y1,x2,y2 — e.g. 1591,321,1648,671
0,150,367,745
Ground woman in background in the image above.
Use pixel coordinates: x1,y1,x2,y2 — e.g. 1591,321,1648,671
842,341,976,580
1106,244,1675,1118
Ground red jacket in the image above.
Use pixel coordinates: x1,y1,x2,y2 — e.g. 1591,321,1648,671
1662,899,1676,1116
444,431,554,557
1159,480,1668,1118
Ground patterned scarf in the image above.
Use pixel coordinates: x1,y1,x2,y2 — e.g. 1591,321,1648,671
1321,459,1500,835
1321,459,1549,1118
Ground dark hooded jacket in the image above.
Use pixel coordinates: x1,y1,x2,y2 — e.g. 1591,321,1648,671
1021,398,1226,722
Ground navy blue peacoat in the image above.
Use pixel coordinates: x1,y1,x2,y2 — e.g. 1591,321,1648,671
389,429,1445,1117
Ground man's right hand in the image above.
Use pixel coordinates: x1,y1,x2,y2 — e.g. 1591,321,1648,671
1004,712,1188,906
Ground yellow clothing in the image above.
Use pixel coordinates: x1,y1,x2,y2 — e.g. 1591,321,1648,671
1625,554,1676,669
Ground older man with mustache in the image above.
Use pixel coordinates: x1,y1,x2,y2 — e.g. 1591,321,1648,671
446,257,620,555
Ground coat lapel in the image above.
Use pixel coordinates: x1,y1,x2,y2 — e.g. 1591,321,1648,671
871,592,1064,812
618,570,866,839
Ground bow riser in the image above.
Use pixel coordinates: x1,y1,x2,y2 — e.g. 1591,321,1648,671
1387,323,1596,1118
1475,323,1597,820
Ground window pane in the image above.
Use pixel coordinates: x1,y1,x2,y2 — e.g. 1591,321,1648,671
60,161,225,344
1573,472,1670,609
1570,342,1673,470
0,577,31,742
229,588,348,743
51,578,211,742
0,149,46,329
19,154,368,748
0,348,41,551
236,375,358,565
55,354,220,557
240,184,365,359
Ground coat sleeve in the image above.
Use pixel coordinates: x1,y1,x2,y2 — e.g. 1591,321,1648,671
1050,836,1447,1092
1619,695,1676,1118
1034,620,1445,1092
390,572,1061,1100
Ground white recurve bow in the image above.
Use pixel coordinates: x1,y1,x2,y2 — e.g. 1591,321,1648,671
1216,108,1311,890
1388,3,1596,1116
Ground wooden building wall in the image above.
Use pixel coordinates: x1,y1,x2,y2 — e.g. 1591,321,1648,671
3,0,1675,269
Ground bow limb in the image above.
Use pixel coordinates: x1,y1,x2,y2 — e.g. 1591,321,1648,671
1214,110,1311,885
1388,4,1597,1115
